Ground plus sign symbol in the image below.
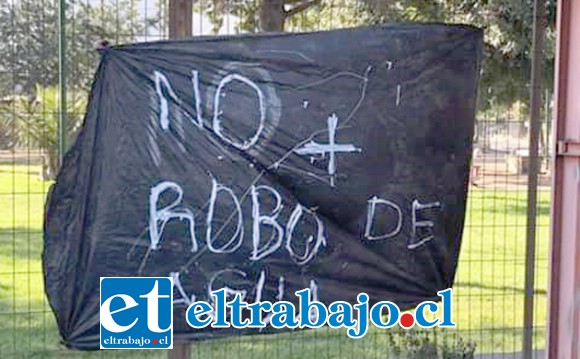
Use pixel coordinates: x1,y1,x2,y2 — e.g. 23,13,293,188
294,113,361,187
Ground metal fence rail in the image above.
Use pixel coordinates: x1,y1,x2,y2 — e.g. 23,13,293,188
0,0,552,358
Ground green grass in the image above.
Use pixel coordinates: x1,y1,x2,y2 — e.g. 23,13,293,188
0,164,550,358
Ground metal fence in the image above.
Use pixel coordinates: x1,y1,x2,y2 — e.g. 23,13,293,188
0,0,552,358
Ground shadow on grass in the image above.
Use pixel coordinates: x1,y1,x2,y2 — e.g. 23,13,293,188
0,167,41,177
0,228,44,263
468,191,551,218
0,291,168,358
455,281,547,295
483,203,551,217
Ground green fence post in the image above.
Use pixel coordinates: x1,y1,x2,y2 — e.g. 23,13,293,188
523,0,546,357
58,0,67,168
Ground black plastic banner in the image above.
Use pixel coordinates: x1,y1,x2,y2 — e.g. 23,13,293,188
44,23,483,349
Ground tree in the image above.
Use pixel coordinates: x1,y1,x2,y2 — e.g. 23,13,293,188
0,0,161,177
0,99,17,151
200,0,555,116
0,86,86,179
357,0,556,116
0,0,161,97
200,0,323,32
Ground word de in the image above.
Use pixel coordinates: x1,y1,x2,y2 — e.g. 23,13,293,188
364,196,441,249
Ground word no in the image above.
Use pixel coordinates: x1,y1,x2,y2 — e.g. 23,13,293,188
154,70,265,151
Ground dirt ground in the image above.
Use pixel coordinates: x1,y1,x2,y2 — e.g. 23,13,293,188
0,150,44,164
471,154,551,190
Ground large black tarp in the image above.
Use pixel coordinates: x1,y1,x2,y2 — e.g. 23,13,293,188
44,23,482,349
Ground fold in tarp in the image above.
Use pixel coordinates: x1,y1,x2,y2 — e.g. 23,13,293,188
44,23,483,349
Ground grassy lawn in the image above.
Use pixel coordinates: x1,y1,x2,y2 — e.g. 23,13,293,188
0,164,550,358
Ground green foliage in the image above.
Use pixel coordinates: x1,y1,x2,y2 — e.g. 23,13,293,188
197,0,260,33
0,0,160,97
196,0,328,32
386,328,476,359
199,0,554,117
0,86,86,178
358,0,555,115
0,104,16,151
285,0,374,30
0,0,161,174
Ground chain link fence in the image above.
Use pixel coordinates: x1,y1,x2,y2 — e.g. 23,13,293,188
0,0,552,357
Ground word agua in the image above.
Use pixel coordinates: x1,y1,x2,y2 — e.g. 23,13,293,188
186,288,456,338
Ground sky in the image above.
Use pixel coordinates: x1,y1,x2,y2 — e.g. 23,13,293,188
91,0,241,39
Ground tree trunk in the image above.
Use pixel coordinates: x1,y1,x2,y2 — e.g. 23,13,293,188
167,2,193,359
259,0,286,32
168,0,193,39
40,149,58,181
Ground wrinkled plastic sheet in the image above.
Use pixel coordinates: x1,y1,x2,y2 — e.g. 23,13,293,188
44,23,483,349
